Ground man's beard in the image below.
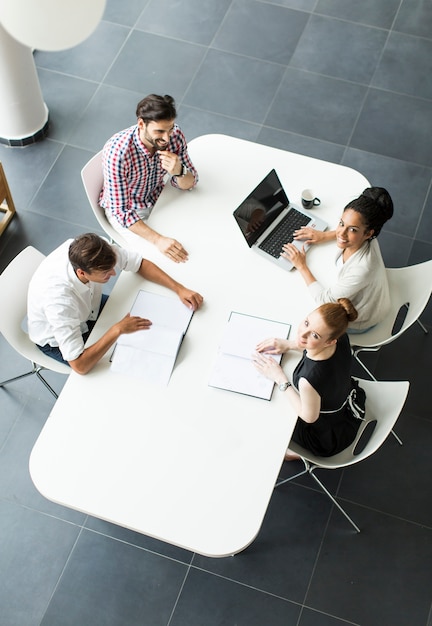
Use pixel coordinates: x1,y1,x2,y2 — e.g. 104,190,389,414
144,130,169,151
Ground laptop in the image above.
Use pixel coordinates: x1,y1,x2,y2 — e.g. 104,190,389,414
233,169,328,271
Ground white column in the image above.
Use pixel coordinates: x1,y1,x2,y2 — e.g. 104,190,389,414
0,22,48,143
0,0,106,144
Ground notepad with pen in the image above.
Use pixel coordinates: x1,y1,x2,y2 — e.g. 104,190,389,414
209,311,291,400
110,289,194,385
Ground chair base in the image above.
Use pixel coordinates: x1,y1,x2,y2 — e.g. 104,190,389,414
0,362,59,399
276,458,361,533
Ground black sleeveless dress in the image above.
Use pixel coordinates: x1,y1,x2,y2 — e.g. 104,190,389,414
290,334,360,457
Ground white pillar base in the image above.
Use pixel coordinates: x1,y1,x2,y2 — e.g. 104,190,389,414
0,22,49,145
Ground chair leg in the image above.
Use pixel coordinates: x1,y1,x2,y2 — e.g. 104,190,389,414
0,363,58,399
309,467,361,533
0,367,38,387
352,350,377,381
275,458,309,487
416,318,428,334
35,370,59,399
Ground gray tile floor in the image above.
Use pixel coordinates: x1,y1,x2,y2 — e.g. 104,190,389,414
0,0,431,624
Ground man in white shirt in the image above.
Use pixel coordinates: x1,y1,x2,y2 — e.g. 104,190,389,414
27,233,203,374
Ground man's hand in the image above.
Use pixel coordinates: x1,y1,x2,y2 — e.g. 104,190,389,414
176,287,204,311
156,236,189,263
115,313,152,335
158,150,181,176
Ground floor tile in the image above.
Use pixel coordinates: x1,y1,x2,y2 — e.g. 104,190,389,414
28,146,104,231
0,393,85,523
104,31,205,99
35,21,129,82
137,0,231,45
0,500,80,626
394,0,432,38
40,530,187,626
170,568,301,626
69,84,144,152
265,68,367,144
374,322,432,416
338,413,432,528
306,506,432,626
372,32,432,100
269,0,316,10
0,383,25,448
350,88,432,166
377,230,413,267
178,105,261,142
1,0,432,624
212,0,308,64
193,486,332,603
342,148,432,239
291,15,387,84
85,516,194,563
416,188,432,244
408,241,432,325
315,0,401,29
103,0,148,26
184,49,286,123
298,607,357,626
36,70,99,143
0,140,62,209
257,127,345,163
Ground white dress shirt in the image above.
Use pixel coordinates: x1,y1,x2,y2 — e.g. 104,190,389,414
27,240,142,361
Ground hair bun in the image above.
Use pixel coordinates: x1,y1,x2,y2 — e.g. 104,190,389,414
337,297,358,323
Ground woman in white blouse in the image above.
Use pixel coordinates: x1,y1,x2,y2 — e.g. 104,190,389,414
283,187,394,333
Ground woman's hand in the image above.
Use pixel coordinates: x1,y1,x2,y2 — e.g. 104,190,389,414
252,352,288,385
293,227,328,245
281,242,308,271
256,337,290,355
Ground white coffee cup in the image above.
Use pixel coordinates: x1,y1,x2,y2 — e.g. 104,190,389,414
301,189,321,209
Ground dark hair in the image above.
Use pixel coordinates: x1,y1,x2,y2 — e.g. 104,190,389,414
318,298,358,340
136,94,177,124
69,233,116,274
344,187,393,238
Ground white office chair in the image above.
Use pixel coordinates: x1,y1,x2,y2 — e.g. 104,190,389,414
350,260,432,380
0,246,70,399
81,151,130,249
276,378,410,533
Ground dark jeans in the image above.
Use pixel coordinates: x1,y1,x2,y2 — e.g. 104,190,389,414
37,294,109,366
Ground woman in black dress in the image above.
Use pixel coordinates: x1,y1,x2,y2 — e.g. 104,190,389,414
253,298,361,459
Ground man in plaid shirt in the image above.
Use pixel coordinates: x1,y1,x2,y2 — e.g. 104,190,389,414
100,94,198,263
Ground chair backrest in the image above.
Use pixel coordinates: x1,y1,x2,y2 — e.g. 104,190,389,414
81,151,130,248
350,260,432,349
0,246,70,375
289,378,410,469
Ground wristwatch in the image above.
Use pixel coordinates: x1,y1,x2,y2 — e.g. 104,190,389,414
278,381,292,392
175,164,188,178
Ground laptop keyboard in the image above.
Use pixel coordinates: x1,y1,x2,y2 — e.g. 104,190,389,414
258,207,309,258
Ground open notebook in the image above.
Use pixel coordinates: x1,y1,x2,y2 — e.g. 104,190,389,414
209,311,291,400
110,290,194,385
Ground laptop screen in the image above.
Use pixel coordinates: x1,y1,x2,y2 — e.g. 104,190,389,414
233,169,289,247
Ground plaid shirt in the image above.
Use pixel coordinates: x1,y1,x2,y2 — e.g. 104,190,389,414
99,124,198,228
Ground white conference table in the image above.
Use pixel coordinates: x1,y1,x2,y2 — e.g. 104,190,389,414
29,135,369,557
